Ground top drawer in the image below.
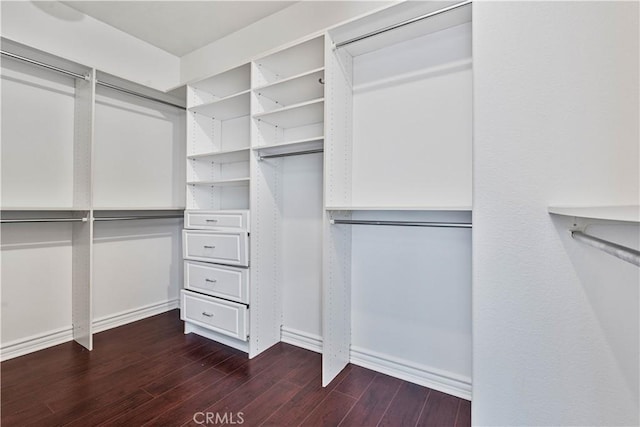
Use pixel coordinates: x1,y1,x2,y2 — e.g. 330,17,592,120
184,210,249,231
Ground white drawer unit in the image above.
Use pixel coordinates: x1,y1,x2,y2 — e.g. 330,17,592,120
183,230,249,267
184,210,250,231
181,290,248,341
184,260,248,304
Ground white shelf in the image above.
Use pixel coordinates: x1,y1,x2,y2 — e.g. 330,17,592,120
189,90,250,120
187,178,250,187
190,63,251,99
187,148,250,164
93,207,185,211
326,206,473,211
1,207,89,211
253,137,324,156
254,98,324,128
548,205,640,222
255,68,324,106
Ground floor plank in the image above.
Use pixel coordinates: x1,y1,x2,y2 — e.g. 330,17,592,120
0,310,471,427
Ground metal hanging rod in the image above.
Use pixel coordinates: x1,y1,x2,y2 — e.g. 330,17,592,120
96,80,185,110
571,230,640,267
330,219,472,228
94,215,184,222
259,149,324,160
1,217,88,224
1,50,87,80
335,0,472,49
1,50,185,110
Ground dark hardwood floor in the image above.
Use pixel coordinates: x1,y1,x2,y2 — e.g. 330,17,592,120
1,310,471,426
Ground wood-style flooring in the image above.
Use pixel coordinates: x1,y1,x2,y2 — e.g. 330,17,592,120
1,310,471,426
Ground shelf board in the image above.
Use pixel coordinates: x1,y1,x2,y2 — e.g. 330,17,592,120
253,136,324,157
548,205,640,222
189,90,250,120
93,207,185,211
187,148,250,164
187,178,250,187
190,63,251,98
254,68,324,106
325,206,472,211
1,207,88,211
254,98,324,128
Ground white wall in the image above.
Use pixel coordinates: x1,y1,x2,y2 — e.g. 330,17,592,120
180,1,394,85
0,1,180,90
473,2,639,426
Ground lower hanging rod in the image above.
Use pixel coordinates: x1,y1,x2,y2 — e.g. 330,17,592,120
259,149,324,161
330,219,472,228
571,230,640,267
94,215,184,222
1,217,88,224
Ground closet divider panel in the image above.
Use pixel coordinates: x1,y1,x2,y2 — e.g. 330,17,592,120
71,69,95,349
322,36,354,385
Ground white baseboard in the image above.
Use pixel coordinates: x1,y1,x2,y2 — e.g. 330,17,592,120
349,346,472,400
278,328,471,400
0,299,179,361
92,299,179,334
280,326,323,353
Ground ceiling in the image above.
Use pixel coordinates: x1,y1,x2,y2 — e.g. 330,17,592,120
60,1,296,56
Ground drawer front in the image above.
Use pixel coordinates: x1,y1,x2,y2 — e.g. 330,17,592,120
185,210,249,231
183,230,248,267
181,290,248,341
184,260,248,303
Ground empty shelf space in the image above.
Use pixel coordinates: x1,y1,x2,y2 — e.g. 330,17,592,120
187,148,250,163
188,90,250,120
189,63,251,105
254,68,324,106
325,205,473,211
253,98,324,128
187,178,250,187
253,136,324,157
548,205,640,222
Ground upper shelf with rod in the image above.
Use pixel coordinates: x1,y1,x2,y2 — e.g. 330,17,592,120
548,205,640,222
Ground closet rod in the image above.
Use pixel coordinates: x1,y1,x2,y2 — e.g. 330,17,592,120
334,0,472,49
330,219,472,228
94,215,184,222
259,149,324,160
571,230,640,267
1,50,87,80
95,81,186,110
1,218,87,224
1,50,185,110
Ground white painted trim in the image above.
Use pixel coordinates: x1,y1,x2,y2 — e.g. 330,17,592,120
0,299,179,361
185,322,249,354
280,326,323,353
0,326,74,362
349,346,472,401
92,299,179,333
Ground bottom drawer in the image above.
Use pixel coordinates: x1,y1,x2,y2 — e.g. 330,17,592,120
181,290,248,341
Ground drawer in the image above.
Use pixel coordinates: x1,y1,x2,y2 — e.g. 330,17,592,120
183,230,249,267
184,210,249,231
181,290,248,341
184,260,248,304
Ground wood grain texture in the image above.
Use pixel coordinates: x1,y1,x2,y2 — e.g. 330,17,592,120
1,310,471,426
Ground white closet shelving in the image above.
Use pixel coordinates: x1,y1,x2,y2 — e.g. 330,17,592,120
548,205,640,222
1,38,186,359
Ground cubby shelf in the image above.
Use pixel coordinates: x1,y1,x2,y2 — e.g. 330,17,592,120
188,90,250,120
187,178,250,187
253,136,324,157
325,206,473,211
548,205,640,222
254,68,324,107
253,98,324,128
187,148,250,164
